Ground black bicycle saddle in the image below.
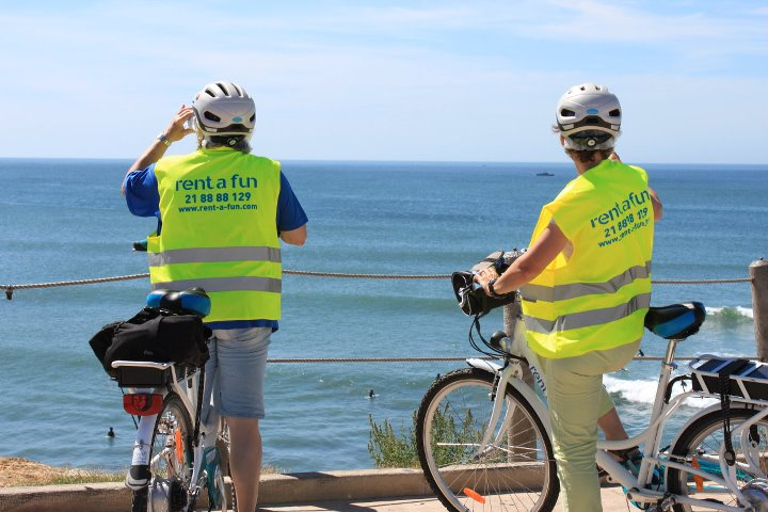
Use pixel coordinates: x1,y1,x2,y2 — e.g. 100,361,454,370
644,302,706,340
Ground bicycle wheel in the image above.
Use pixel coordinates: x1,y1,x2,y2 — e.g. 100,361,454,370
416,368,560,512
667,407,768,512
133,394,193,512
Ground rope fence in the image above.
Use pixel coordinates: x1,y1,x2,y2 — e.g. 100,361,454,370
264,355,734,363
1,270,759,361
0,271,754,300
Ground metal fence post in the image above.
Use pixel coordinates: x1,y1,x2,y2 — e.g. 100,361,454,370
750,259,768,362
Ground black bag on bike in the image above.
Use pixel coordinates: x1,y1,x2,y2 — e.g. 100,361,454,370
89,306,211,378
451,249,523,316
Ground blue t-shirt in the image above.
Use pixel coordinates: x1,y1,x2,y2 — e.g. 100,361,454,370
124,161,308,332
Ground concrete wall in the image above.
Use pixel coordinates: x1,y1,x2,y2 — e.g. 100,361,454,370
0,468,432,512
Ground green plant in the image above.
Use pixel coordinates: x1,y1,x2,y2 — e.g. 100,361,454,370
367,406,484,468
429,404,482,467
367,412,419,468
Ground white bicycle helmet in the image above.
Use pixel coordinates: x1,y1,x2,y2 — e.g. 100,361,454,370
556,83,621,150
192,81,256,138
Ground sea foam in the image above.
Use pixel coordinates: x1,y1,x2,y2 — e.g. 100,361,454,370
705,305,754,320
604,375,719,409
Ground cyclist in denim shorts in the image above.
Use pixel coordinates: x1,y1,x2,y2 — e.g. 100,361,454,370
123,81,308,512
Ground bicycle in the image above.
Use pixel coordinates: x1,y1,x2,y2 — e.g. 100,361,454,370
415,294,768,512
111,288,236,512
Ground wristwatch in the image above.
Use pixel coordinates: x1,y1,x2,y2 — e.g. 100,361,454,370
157,134,172,147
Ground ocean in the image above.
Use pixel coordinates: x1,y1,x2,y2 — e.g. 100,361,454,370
0,158,765,473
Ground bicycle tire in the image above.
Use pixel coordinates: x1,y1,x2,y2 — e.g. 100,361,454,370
130,488,148,512
133,394,193,512
666,407,768,512
416,367,560,512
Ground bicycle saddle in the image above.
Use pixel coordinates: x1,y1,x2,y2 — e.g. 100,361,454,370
146,287,211,318
644,302,706,340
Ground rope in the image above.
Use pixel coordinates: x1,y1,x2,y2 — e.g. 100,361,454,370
0,272,753,299
267,357,494,363
285,270,450,279
263,355,754,364
649,278,750,285
1,273,151,299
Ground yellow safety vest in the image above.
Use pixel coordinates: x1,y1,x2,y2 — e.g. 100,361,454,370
521,159,654,359
148,147,282,323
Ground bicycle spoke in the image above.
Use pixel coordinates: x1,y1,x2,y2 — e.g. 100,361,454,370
417,368,559,512
667,408,768,511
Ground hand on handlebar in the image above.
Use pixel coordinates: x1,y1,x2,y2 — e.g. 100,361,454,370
473,267,499,295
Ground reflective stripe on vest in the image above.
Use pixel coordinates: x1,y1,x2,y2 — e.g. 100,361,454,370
521,160,654,359
148,246,281,267
522,261,651,303
150,276,281,294
524,292,651,334
150,148,282,322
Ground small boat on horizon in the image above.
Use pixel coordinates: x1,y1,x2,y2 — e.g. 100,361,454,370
536,172,555,176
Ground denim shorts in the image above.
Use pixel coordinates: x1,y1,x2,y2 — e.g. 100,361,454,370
202,327,271,421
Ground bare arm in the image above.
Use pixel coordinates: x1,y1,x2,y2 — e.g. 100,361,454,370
475,222,568,296
280,224,307,246
122,105,195,195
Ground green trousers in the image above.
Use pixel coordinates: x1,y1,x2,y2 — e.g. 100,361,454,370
537,340,640,512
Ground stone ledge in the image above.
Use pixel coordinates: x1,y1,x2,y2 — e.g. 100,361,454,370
0,468,432,512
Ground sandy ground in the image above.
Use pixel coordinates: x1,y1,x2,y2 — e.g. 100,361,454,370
0,457,118,487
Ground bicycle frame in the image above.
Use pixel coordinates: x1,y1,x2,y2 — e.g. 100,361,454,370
113,360,219,511
463,329,768,512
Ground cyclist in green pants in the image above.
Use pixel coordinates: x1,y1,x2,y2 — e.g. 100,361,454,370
475,83,663,512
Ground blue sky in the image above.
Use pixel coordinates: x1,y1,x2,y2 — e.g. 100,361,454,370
1,0,766,164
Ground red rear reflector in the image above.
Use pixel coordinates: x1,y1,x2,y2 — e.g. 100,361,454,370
123,394,163,416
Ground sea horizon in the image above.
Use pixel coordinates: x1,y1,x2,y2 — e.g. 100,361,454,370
1,155,766,168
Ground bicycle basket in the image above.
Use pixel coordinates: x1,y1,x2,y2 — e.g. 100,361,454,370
689,357,768,402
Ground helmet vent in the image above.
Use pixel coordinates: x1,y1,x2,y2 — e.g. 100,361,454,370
609,109,621,117
204,111,222,123
216,82,231,96
560,109,576,117
249,114,256,123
